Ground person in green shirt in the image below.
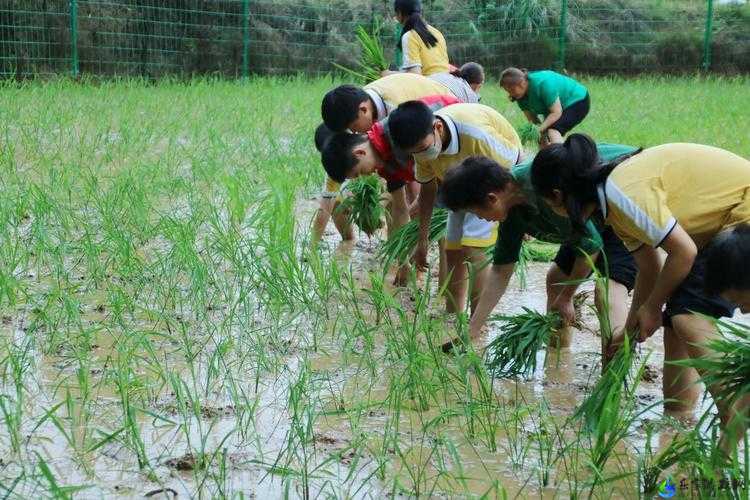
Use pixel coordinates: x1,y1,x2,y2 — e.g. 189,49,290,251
501,68,590,146
438,144,637,359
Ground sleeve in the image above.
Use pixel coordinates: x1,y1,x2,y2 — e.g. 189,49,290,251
605,178,676,251
572,220,604,256
493,210,526,265
322,177,341,199
400,31,422,70
539,80,560,109
414,161,436,183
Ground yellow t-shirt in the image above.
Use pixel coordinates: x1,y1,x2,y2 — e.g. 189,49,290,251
415,103,522,183
364,73,455,121
602,143,750,251
400,25,450,76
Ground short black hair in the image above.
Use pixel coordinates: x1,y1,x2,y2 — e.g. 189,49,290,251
439,156,514,211
388,100,435,150
321,85,369,132
704,223,750,295
314,122,334,152
321,132,368,183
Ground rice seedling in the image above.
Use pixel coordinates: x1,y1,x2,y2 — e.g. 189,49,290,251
336,175,386,237
333,22,389,83
378,208,449,265
1,75,749,497
517,122,541,145
484,308,562,378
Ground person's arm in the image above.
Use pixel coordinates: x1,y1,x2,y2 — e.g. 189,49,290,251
538,97,563,133
627,225,697,341
388,186,412,285
548,253,598,325
523,110,540,125
468,263,515,339
414,179,437,270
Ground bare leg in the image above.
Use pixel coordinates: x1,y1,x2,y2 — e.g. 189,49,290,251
464,246,491,313
672,313,747,453
662,325,701,417
546,128,563,144
331,201,354,241
445,248,467,314
546,264,573,348
595,280,629,368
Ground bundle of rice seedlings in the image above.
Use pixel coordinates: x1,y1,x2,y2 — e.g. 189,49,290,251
574,334,641,433
517,123,541,145
670,318,750,407
333,22,389,84
378,208,448,264
336,175,386,236
484,308,562,378
523,240,558,262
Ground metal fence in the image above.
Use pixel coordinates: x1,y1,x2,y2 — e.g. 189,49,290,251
1,0,748,79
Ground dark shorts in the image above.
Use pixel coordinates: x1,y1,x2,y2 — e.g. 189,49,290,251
549,93,590,136
662,249,737,328
553,226,637,291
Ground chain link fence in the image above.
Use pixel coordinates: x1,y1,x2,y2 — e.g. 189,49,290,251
2,0,749,79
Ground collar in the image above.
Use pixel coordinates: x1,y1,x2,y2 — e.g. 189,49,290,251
597,183,608,219
364,89,386,121
368,121,392,161
437,114,459,155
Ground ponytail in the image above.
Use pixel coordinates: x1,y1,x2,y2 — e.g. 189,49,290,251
394,0,438,48
450,62,485,86
531,134,641,233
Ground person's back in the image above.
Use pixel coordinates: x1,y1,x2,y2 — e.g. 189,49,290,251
364,73,455,114
428,72,479,103
400,25,449,76
520,70,587,116
605,143,750,249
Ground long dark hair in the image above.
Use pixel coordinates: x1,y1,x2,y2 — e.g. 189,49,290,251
531,134,642,232
394,0,438,49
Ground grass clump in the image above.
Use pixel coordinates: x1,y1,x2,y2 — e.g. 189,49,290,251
333,22,389,83
337,175,386,236
378,208,448,264
485,308,561,378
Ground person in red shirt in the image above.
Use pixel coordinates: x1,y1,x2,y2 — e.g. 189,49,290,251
312,94,459,249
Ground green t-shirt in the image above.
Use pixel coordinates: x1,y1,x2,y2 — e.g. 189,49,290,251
517,70,588,118
493,143,638,266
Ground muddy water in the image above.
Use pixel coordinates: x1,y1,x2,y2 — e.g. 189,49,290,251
0,200,742,499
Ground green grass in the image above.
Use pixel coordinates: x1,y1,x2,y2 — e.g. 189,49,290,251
0,75,748,497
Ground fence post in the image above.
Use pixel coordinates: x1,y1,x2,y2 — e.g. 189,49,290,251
242,0,250,78
702,0,714,71
558,0,568,70
69,0,79,77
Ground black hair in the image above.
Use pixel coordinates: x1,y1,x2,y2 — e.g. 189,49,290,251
321,85,369,132
530,133,642,233
439,156,514,211
320,132,368,183
314,123,335,152
387,100,435,150
394,0,438,49
704,223,750,295
451,62,484,86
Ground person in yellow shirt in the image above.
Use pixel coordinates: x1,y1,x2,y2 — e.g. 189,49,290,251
388,101,522,314
321,73,457,133
389,0,449,76
530,134,750,451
